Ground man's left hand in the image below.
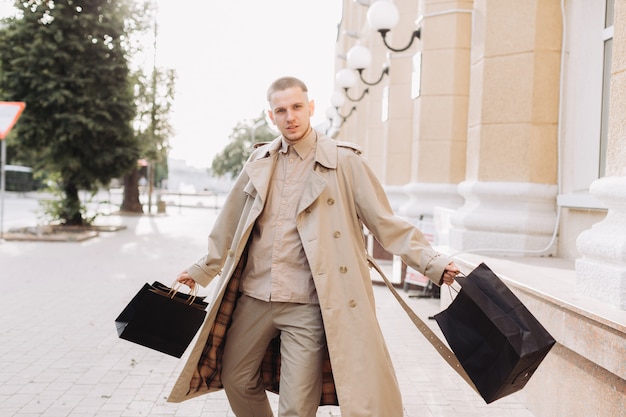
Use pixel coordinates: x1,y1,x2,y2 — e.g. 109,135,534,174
441,262,460,286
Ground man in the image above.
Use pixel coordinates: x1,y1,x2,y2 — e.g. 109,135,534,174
168,76,459,417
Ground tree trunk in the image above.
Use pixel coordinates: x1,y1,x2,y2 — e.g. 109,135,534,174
62,182,84,226
120,169,143,213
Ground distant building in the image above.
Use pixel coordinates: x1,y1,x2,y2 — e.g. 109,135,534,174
165,158,233,194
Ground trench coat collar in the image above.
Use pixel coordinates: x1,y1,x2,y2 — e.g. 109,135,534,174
246,130,337,175
249,129,337,168
244,129,335,211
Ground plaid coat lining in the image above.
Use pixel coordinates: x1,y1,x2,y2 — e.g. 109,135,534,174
187,252,339,406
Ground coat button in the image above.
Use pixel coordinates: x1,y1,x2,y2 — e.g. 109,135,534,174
327,198,335,205
320,167,328,173
333,231,341,238
339,266,348,273
348,299,357,308
305,207,312,213
227,249,234,257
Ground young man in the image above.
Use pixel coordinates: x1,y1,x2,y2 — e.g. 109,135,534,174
168,76,458,417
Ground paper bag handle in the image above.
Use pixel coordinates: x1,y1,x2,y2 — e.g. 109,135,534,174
168,281,200,305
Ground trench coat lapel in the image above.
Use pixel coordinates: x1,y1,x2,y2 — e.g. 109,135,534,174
296,134,337,213
244,135,334,216
298,171,326,214
243,140,280,222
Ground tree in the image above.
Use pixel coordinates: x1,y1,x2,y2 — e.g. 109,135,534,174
120,4,176,214
0,0,141,225
120,66,176,213
211,113,276,179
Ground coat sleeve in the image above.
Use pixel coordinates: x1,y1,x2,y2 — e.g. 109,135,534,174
340,149,452,285
185,155,256,287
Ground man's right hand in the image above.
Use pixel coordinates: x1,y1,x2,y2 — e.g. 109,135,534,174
176,271,196,289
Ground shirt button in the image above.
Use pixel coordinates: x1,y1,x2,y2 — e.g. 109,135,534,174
348,299,357,308
334,231,341,238
339,266,348,274
327,198,335,205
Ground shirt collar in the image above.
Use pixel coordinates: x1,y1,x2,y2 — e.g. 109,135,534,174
280,129,317,160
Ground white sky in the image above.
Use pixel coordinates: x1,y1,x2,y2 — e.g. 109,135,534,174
152,0,343,168
1,0,344,169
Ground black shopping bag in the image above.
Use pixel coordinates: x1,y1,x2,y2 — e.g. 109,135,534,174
433,263,555,404
115,281,208,358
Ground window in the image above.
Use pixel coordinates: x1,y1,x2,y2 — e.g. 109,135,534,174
599,0,614,177
557,0,614,208
381,86,389,122
411,52,422,99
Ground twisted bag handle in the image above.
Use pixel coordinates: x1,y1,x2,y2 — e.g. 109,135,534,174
368,256,478,394
168,281,200,305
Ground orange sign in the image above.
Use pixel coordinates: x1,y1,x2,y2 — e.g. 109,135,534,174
0,102,26,140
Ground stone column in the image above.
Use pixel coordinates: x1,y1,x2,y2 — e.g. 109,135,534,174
362,27,389,177
379,0,419,186
449,0,562,255
398,0,472,236
576,0,626,310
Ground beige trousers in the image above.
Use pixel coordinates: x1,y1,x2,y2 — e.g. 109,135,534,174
221,294,326,417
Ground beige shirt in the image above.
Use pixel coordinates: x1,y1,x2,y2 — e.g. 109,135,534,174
240,130,319,304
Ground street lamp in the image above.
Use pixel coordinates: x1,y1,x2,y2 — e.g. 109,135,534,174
326,94,357,129
330,91,346,108
337,106,357,123
347,45,389,86
328,104,356,125
330,91,356,122
367,1,421,53
335,68,369,102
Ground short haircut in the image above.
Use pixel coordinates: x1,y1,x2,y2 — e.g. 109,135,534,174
266,76,308,102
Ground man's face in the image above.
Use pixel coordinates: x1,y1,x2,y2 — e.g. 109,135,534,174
267,86,315,143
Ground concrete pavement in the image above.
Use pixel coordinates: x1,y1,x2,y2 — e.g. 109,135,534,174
0,195,537,416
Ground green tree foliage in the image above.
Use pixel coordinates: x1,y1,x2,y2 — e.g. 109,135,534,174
211,114,276,179
0,0,141,225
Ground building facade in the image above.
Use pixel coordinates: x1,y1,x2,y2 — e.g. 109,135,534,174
330,0,625,415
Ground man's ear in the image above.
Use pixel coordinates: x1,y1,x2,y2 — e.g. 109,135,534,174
309,99,315,117
267,109,276,125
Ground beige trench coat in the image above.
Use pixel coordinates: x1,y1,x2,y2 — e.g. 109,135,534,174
167,131,451,417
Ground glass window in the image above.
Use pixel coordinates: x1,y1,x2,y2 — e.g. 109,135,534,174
381,86,389,122
599,0,614,177
599,37,612,177
605,0,614,27
411,53,422,100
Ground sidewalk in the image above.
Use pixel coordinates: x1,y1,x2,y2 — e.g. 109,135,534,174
0,206,536,417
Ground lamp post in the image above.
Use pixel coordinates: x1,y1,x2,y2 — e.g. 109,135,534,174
325,106,340,132
336,68,369,102
331,91,346,107
330,90,356,123
347,45,389,86
367,1,421,53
